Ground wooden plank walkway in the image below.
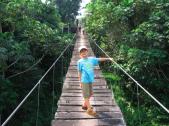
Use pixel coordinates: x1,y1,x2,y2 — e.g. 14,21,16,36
52,33,126,126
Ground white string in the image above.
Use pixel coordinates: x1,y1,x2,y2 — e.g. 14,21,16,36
93,40,169,114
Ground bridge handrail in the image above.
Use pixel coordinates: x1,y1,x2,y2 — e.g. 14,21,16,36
1,34,76,126
90,38,169,114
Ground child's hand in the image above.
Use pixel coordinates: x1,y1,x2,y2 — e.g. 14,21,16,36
109,58,113,61
80,83,82,88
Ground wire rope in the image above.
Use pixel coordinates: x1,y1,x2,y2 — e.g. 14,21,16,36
1,34,76,126
90,38,169,114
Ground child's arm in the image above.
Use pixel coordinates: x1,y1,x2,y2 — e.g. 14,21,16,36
97,58,112,62
78,72,82,88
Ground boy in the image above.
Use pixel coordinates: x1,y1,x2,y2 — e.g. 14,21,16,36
77,46,112,116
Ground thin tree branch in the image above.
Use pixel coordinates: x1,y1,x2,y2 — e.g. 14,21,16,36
158,63,169,82
7,55,45,79
7,57,21,69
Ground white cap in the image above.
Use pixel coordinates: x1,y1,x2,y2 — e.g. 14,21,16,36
78,46,88,52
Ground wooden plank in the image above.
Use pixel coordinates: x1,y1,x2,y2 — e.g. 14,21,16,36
55,112,122,119
57,106,120,112
62,87,108,90
62,89,111,93
66,72,103,76
57,100,114,106
64,79,106,83
64,80,106,83
65,76,104,80
62,85,108,90
63,83,107,86
66,74,103,78
61,93,112,97
66,71,102,74
63,80,107,86
59,96,113,101
73,45,91,48
61,92,111,95
64,78,106,83
52,118,125,126
67,70,102,73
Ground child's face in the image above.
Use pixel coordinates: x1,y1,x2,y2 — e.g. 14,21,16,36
80,49,88,58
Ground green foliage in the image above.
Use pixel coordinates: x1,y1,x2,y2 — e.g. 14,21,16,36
0,78,18,112
85,0,169,125
56,0,81,23
103,72,169,126
0,0,80,125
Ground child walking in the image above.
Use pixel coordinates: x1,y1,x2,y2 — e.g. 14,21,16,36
77,46,112,116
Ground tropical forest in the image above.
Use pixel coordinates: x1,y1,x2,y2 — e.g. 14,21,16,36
0,0,169,126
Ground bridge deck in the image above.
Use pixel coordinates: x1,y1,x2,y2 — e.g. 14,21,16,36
52,33,126,126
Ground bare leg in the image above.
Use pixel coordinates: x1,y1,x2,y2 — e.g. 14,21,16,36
84,98,92,109
83,96,92,107
83,101,87,107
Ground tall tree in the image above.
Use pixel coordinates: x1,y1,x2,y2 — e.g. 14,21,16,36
0,0,76,125
56,0,81,23
84,0,169,125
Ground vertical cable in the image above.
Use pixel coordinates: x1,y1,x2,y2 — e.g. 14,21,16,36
51,65,55,118
36,82,41,126
61,56,63,83
136,84,141,125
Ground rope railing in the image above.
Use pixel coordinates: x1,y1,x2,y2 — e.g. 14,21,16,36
90,38,169,114
1,34,76,126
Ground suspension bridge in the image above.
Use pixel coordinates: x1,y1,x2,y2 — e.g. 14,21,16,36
51,32,126,126
1,31,169,126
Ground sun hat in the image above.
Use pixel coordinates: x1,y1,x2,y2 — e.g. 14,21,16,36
78,46,88,53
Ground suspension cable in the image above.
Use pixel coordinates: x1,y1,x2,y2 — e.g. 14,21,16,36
1,34,76,126
91,40,169,114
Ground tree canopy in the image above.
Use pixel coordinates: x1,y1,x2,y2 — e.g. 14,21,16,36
0,0,81,125
1,0,169,125
85,0,169,125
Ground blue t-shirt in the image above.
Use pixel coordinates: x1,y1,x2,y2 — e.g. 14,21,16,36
77,57,99,84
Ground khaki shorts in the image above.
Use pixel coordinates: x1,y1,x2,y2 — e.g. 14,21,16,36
82,83,93,99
